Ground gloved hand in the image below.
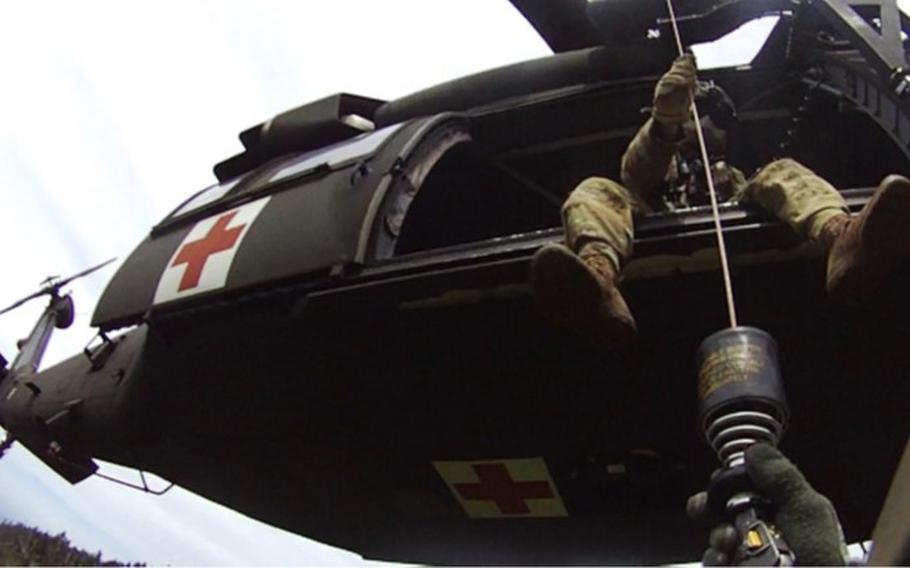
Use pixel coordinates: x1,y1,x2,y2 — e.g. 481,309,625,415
687,444,848,566
652,53,698,126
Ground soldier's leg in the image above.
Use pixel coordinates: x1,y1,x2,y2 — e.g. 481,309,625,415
531,177,637,346
741,159,910,305
562,176,636,269
739,158,848,244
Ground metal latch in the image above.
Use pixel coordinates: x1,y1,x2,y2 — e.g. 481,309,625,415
83,331,117,371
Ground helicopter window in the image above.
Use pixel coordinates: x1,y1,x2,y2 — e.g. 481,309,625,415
269,123,404,184
161,123,406,232
171,177,243,217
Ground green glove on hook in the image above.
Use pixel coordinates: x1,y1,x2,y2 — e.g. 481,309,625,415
687,444,849,566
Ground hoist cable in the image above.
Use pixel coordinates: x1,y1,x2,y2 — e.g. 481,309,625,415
664,0,739,329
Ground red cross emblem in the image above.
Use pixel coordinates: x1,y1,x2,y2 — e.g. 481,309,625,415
171,211,245,291
453,463,554,514
434,458,567,518
154,197,271,304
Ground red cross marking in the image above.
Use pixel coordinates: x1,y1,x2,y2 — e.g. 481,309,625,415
171,211,246,291
453,463,554,514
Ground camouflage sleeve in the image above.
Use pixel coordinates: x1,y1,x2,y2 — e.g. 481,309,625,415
620,118,678,203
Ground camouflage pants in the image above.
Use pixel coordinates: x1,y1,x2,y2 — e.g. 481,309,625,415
562,158,849,270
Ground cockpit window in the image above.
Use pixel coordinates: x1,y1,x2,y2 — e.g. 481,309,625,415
172,178,243,218
269,124,404,184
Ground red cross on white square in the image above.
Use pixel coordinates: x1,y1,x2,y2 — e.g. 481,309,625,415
154,197,270,304
453,462,554,514
433,458,568,518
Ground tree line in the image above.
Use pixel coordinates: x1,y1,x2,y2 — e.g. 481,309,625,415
0,521,144,566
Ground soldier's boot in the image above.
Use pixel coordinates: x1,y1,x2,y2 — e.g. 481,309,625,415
531,243,637,347
824,175,910,305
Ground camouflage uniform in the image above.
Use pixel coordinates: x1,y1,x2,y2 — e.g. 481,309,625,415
562,118,850,271
536,52,910,346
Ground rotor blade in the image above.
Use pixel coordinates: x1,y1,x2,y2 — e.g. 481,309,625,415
0,290,48,317
0,258,117,318
53,257,117,290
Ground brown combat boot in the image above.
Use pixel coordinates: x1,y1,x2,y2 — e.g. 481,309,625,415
825,175,910,305
531,243,637,347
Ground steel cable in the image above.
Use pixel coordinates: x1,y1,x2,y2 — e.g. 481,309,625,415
665,0,739,328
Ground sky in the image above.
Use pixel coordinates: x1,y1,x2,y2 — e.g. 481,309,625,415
0,0,877,565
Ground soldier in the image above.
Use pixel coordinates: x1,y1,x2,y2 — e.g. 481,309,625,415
532,54,910,346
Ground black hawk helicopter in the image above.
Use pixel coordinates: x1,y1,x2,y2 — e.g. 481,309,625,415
2,0,910,564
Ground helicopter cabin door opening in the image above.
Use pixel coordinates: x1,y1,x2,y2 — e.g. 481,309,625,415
380,67,910,264
375,119,558,258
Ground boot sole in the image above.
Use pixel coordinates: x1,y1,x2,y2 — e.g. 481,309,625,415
835,176,910,305
531,245,637,348
531,245,603,331
862,176,910,258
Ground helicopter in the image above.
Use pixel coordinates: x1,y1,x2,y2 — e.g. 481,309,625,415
2,0,910,564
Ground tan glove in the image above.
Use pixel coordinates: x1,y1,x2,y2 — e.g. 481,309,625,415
652,53,697,126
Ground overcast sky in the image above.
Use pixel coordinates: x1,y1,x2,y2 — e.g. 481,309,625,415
0,0,868,564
